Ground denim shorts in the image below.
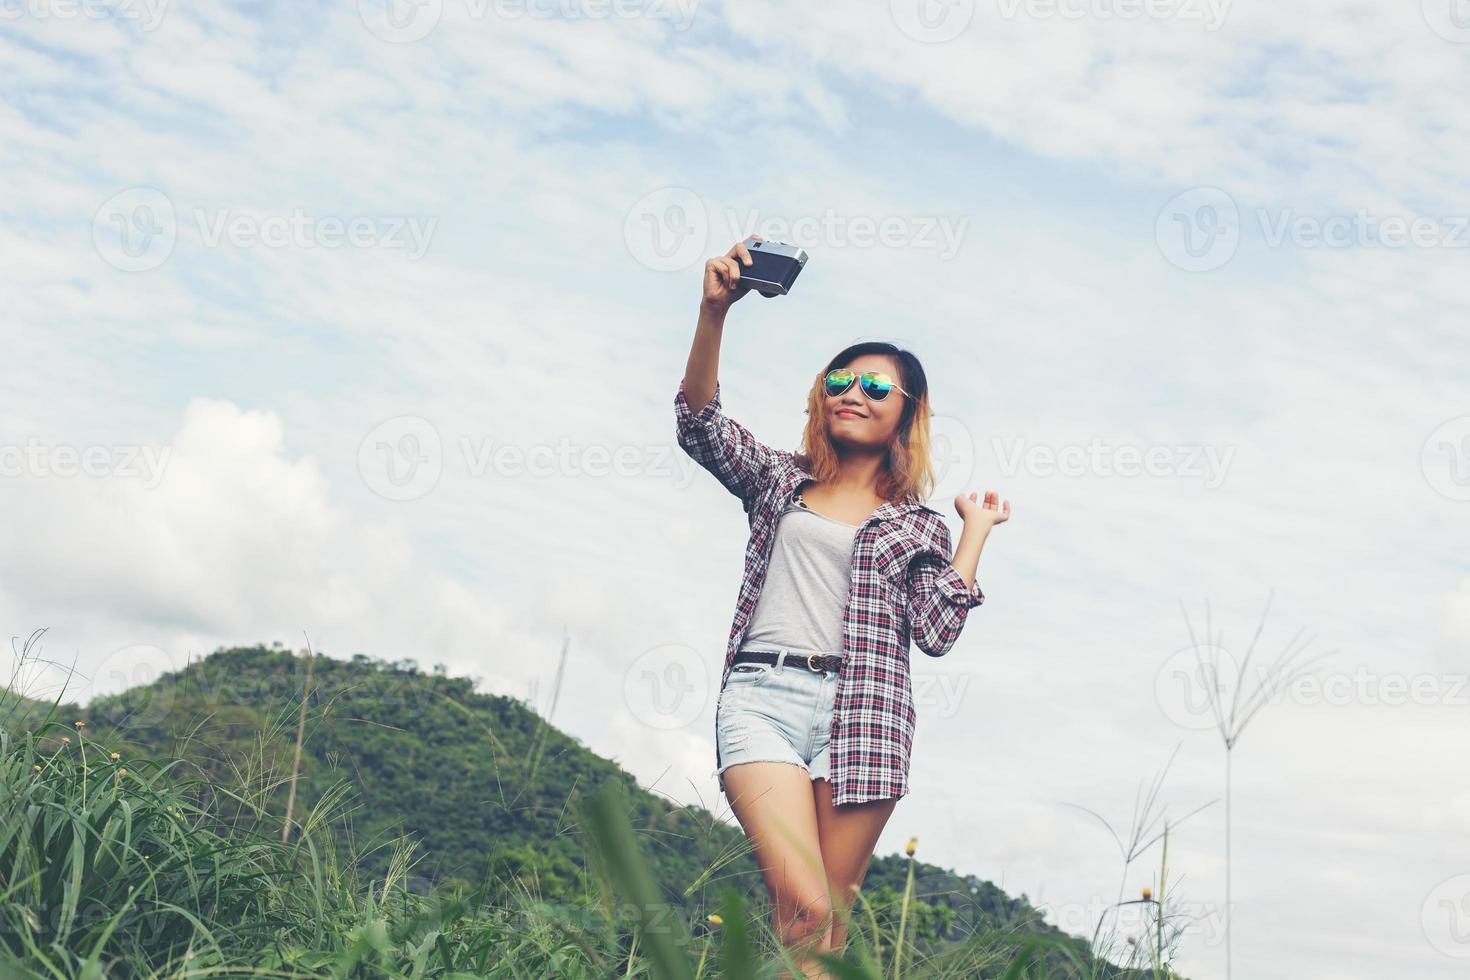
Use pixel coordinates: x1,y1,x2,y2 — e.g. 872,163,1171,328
716,640,842,788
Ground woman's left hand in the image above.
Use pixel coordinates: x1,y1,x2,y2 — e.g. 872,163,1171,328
955,490,1011,529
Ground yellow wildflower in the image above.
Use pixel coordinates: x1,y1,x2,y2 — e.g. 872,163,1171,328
707,913,722,927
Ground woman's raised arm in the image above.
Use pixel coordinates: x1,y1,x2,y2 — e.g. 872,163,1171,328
676,237,784,513
905,492,1009,656
680,236,758,412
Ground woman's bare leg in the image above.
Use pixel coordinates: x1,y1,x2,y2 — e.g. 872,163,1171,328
811,777,898,956
722,761,836,979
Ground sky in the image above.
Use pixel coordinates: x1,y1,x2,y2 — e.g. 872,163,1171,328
2,1,1468,976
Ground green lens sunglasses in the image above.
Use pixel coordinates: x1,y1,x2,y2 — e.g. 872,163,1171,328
822,368,914,402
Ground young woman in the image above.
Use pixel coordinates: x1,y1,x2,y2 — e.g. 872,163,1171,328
675,236,1010,977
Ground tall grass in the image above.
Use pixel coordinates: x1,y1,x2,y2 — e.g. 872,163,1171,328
1177,592,1330,980
1063,744,1212,979
1,630,1192,977
0,716,311,976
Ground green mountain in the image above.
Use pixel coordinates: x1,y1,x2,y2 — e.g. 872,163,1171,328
4,643,1173,976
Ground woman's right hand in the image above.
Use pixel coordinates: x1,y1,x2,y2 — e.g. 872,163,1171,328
701,235,762,314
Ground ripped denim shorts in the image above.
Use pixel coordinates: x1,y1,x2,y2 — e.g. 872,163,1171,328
715,640,842,790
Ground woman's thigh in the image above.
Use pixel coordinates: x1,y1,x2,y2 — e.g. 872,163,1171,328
812,778,898,908
721,761,831,919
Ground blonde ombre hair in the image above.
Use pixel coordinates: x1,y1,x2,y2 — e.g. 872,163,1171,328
792,341,938,506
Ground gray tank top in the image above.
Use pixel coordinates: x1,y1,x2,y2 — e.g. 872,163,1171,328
741,489,858,653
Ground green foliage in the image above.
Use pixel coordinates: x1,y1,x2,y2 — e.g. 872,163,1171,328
0,722,306,975
0,634,1187,977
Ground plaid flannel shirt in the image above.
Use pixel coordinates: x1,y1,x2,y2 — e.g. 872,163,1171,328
675,377,985,806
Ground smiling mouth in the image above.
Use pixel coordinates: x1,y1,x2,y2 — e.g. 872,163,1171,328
835,410,865,419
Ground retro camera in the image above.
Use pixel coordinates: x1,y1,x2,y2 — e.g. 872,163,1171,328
739,237,808,297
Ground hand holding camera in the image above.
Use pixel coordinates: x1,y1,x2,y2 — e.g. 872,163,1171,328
702,235,809,314
702,236,760,314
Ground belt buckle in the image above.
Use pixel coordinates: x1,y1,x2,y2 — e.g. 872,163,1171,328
806,653,822,672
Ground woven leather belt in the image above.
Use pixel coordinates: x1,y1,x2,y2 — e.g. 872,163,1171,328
733,649,843,673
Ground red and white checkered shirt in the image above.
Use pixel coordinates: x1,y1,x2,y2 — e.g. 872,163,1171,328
675,377,985,806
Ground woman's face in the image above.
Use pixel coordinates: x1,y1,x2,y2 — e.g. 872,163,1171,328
825,354,906,451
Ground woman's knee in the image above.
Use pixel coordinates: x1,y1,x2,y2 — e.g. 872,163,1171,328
773,889,835,943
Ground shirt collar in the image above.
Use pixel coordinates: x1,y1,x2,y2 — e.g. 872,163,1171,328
788,457,940,523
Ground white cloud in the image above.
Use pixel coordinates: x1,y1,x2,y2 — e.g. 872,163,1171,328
0,397,542,708
1,4,1466,977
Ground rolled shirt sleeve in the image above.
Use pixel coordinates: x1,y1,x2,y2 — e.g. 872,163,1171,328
904,519,984,657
